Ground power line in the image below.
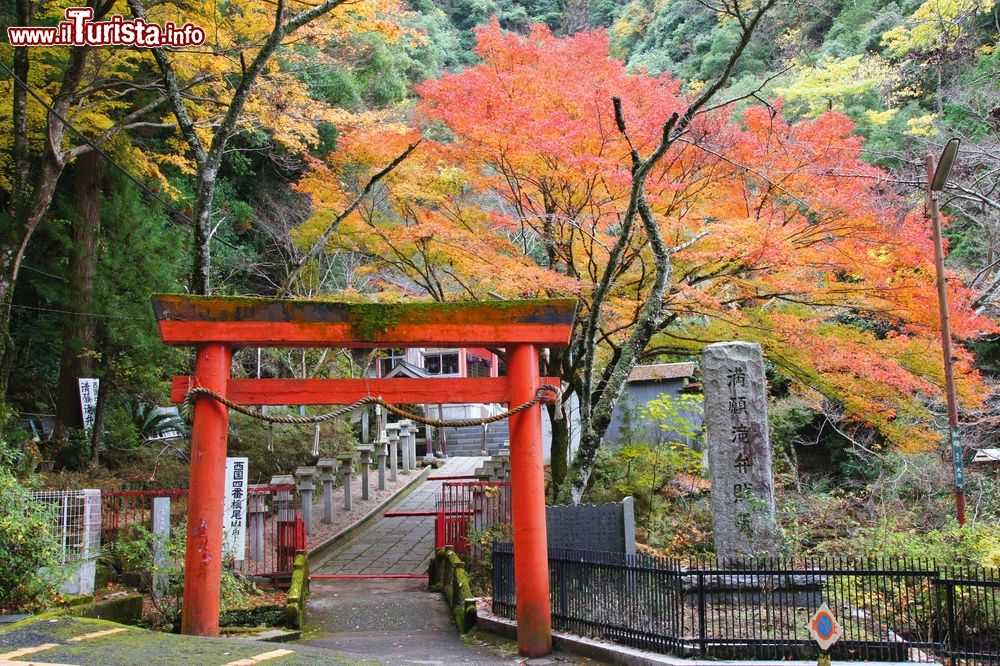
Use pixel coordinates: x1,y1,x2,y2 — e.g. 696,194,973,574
8,302,148,320
0,59,238,250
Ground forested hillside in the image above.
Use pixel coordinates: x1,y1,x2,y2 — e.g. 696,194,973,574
2,0,999,561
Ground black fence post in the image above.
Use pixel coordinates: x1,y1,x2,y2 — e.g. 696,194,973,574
697,571,707,657
945,580,956,665
557,557,568,621
930,571,942,658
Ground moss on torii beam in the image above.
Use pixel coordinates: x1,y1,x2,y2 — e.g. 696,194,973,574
151,294,577,347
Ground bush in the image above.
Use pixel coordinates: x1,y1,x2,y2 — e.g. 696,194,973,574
108,522,253,631
586,441,708,556
463,522,513,596
0,464,61,611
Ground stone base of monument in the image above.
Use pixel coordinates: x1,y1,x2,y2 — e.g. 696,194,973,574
681,571,826,606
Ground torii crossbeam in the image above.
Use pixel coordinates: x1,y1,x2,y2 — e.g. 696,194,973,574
153,295,577,657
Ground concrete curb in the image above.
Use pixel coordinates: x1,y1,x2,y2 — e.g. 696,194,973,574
475,612,925,666
308,465,432,567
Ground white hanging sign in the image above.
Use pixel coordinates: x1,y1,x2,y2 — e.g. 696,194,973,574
78,378,99,430
222,457,249,561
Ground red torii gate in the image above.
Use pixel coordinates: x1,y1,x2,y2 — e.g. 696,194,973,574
153,294,577,657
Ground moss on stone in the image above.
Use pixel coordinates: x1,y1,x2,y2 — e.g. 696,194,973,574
285,553,309,629
428,547,477,634
71,594,143,625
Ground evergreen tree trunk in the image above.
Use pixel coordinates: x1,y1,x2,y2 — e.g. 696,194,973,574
55,151,104,436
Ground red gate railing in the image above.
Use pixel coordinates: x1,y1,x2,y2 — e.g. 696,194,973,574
101,488,189,544
101,485,303,584
435,481,511,558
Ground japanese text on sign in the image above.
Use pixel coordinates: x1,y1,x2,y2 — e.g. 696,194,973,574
223,457,249,560
78,378,99,431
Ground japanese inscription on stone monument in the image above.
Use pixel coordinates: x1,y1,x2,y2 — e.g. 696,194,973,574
702,342,779,559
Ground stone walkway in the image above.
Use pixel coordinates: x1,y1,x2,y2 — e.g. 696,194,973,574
312,456,484,575
301,460,603,665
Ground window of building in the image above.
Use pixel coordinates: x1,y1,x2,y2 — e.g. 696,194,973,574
423,350,459,376
379,348,406,376
467,354,491,377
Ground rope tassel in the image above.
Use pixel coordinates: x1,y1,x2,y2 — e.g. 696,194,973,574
180,385,560,429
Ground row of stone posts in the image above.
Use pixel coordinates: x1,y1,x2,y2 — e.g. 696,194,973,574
286,417,428,535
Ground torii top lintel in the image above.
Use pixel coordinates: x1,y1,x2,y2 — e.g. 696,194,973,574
151,294,577,348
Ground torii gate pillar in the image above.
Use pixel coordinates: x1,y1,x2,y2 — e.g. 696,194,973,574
181,342,232,636
507,344,553,656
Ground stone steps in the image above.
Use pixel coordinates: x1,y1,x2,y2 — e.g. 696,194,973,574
441,422,509,457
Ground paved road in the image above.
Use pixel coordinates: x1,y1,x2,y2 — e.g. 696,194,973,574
311,457,484,576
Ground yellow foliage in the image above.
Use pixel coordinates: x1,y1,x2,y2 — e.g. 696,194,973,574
864,109,898,126
0,0,407,192
776,55,899,117
906,113,938,136
881,0,994,57
610,1,650,54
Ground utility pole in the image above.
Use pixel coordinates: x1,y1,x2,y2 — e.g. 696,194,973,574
926,138,965,527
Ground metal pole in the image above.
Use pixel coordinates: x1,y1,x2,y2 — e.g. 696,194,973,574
926,153,966,527
181,342,231,636
507,343,552,657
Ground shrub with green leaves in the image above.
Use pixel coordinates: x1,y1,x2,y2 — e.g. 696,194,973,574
109,522,254,631
0,464,61,611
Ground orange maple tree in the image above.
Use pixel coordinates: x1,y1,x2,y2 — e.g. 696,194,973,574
294,20,994,498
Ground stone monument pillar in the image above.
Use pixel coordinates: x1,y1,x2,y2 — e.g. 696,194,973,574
377,436,388,490
702,341,779,560
294,466,316,535
358,445,374,500
398,421,411,472
152,496,171,598
401,420,418,471
405,420,419,468
425,423,438,458
386,423,400,480
339,454,355,511
247,491,267,560
317,458,337,524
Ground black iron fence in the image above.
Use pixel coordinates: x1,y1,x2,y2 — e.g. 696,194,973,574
492,543,1000,663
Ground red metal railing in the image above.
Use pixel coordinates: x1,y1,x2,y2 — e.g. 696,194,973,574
101,488,189,544
435,481,511,558
101,485,301,584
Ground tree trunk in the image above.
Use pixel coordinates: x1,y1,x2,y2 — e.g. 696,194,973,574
55,151,104,436
559,0,591,35
547,400,570,491
90,366,109,465
190,166,220,295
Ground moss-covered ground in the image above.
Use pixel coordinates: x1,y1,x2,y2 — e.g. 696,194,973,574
0,616,371,665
